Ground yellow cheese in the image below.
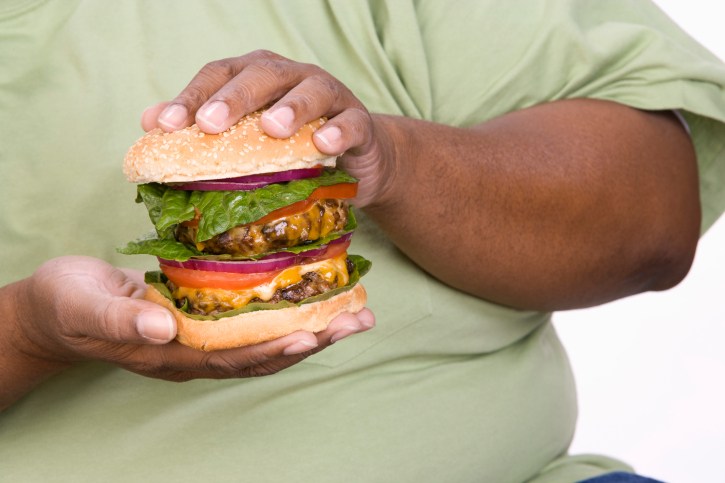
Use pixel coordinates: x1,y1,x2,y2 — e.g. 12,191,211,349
172,253,350,313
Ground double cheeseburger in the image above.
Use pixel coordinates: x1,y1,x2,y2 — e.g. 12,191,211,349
120,110,370,351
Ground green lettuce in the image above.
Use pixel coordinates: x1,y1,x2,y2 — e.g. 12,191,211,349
118,206,358,261
138,168,356,241
117,168,359,261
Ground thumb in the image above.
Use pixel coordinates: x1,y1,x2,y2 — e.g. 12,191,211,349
92,296,177,345
27,257,178,354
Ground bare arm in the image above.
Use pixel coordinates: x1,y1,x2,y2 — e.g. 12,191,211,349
365,100,699,310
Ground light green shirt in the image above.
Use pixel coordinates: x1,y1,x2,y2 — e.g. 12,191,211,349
1,1,724,482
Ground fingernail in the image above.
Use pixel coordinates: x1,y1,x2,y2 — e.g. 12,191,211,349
197,101,230,131
158,104,188,130
359,312,376,329
263,106,295,131
283,339,318,356
315,126,342,148
136,311,175,342
330,323,363,344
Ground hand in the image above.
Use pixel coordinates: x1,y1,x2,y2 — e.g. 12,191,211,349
2,256,374,407
140,50,396,208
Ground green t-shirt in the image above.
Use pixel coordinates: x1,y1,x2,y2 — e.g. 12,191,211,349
1,1,724,482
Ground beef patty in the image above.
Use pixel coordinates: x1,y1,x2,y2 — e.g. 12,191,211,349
176,198,349,257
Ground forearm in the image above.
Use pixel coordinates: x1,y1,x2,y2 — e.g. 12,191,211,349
0,280,71,411
364,99,700,310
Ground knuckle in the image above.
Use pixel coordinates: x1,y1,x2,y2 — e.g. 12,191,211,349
248,49,285,62
284,91,317,113
349,107,374,134
249,58,288,83
107,268,144,298
228,82,256,105
315,73,350,101
176,83,210,107
200,57,238,79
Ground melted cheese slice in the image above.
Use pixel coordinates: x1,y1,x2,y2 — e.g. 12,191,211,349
173,253,350,312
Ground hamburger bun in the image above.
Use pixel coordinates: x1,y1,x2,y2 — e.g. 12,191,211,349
145,283,367,351
123,110,337,183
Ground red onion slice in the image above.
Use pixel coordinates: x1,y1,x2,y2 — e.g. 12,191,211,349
158,233,355,274
295,232,353,259
157,252,297,274
172,167,323,191
224,167,323,184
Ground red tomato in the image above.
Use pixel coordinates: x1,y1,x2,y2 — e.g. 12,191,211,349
309,182,358,200
303,239,350,262
160,265,281,290
254,199,315,225
254,183,358,225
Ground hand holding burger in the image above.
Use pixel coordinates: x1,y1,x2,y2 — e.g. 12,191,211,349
122,109,372,350
132,51,395,351
140,50,399,210
0,52,383,409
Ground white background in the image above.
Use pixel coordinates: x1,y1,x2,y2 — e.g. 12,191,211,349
554,2,725,482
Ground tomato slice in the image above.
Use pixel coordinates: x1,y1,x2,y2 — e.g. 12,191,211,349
309,183,358,200
254,199,315,225
160,264,282,290
253,183,358,225
302,239,350,262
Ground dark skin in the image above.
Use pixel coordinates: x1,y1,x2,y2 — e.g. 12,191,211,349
0,50,699,410
145,51,699,309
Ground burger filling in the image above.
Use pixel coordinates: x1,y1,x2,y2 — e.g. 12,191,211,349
168,253,353,315
176,198,349,257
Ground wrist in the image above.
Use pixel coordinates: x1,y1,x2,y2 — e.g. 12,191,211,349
0,279,72,411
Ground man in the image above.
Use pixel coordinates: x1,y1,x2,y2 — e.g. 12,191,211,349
1,1,724,481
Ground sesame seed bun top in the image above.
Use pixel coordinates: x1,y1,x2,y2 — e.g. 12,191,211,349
123,110,337,183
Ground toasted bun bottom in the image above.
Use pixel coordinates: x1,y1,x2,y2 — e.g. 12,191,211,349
144,283,367,351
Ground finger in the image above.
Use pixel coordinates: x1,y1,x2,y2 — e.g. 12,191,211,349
318,309,376,345
117,268,146,288
87,297,177,345
312,107,373,156
156,57,247,132
355,308,376,331
195,54,309,133
141,102,170,131
65,268,177,345
259,74,349,138
119,330,320,379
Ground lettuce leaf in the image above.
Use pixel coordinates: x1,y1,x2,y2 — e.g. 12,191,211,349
135,168,357,242
143,254,372,321
118,207,359,261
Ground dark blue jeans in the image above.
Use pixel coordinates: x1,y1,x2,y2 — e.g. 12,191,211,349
579,472,665,483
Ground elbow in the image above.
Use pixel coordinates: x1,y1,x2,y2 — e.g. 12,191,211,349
640,211,701,293
646,243,698,293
